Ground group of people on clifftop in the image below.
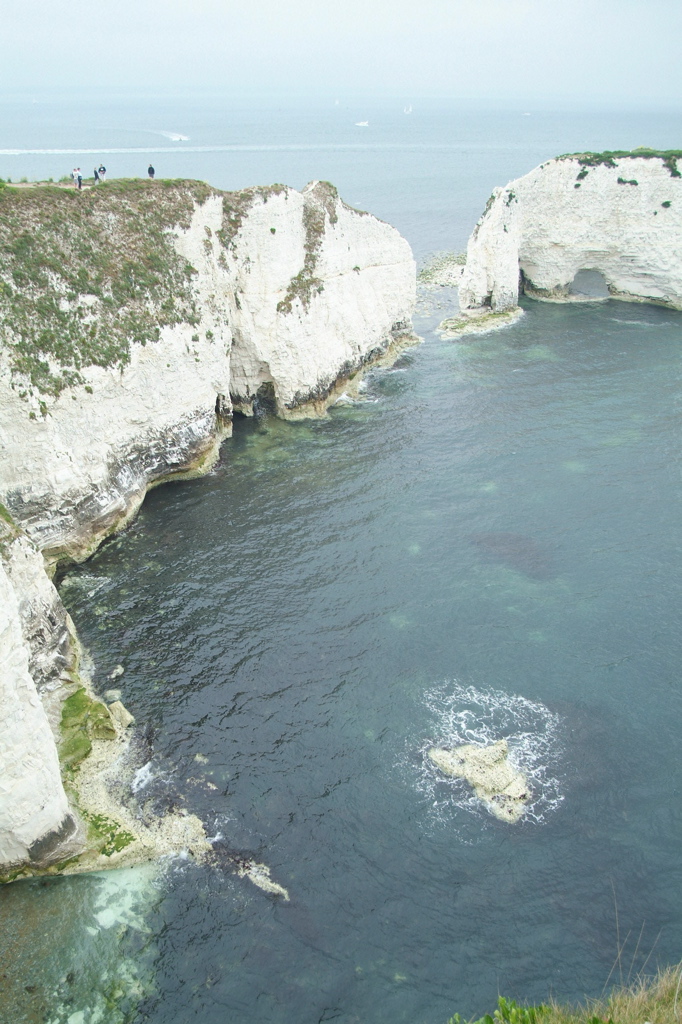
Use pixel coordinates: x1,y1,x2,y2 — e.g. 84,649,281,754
69,163,155,189
70,165,106,189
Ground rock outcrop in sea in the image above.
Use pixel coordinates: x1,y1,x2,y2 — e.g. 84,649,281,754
456,150,682,322
429,739,530,822
0,177,416,879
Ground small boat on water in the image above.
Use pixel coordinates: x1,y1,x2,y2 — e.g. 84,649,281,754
355,121,369,127
404,104,413,114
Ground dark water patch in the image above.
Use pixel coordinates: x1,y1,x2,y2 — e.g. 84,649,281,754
469,532,555,580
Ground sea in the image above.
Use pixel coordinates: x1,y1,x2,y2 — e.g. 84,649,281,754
1,96,681,1024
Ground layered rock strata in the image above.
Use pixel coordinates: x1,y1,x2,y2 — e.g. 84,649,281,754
0,178,416,877
458,151,682,316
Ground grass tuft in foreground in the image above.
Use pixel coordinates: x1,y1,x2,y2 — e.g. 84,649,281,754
448,965,682,1024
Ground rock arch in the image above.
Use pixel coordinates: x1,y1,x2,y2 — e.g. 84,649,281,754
460,154,682,314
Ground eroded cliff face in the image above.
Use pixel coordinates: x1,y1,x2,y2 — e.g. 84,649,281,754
459,151,682,314
0,177,416,877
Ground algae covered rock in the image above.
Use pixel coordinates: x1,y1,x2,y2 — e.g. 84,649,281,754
428,739,529,822
60,687,116,767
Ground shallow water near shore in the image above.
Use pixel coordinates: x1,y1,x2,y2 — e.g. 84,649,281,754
2,98,682,1023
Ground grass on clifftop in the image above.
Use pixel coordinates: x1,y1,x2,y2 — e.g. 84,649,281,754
558,148,682,177
448,965,682,1024
0,179,211,397
0,176,355,395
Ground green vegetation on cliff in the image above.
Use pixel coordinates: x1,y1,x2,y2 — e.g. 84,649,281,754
218,182,287,250
0,501,15,526
0,179,211,397
58,686,136,858
59,686,116,767
0,503,19,558
558,148,682,177
0,177,355,398
277,181,338,315
80,810,136,857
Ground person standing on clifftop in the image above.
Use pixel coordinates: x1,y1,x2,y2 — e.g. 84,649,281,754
93,166,100,184
76,168,83,190
148,164,155,179
98,164,107,182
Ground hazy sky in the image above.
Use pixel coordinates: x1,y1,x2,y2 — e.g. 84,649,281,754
4,0,682,106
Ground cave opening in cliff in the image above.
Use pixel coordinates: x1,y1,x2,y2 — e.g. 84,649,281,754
569,269,610,299
250,381,277,419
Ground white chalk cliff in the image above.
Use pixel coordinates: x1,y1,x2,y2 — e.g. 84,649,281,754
0,524,77,868
0,178,416,877
459,151,682,314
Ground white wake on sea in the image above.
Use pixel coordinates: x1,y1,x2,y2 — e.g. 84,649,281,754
153,130,190,142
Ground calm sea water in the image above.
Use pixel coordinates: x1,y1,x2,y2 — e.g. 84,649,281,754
1,98,682,1024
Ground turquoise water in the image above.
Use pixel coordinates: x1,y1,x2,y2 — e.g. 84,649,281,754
1,99,682,1023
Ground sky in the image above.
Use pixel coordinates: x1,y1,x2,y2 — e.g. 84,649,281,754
3,0,682,106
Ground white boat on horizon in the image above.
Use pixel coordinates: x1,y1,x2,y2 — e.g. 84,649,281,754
355,121,369,127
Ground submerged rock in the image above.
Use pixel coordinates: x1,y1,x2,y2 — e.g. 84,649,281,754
236,860,290,901
469,532,554,580
428,739,530,822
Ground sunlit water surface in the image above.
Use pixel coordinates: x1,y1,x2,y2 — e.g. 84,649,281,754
1,98,682,1024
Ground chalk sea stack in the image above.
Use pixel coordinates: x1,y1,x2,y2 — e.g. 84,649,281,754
448,150,682,334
